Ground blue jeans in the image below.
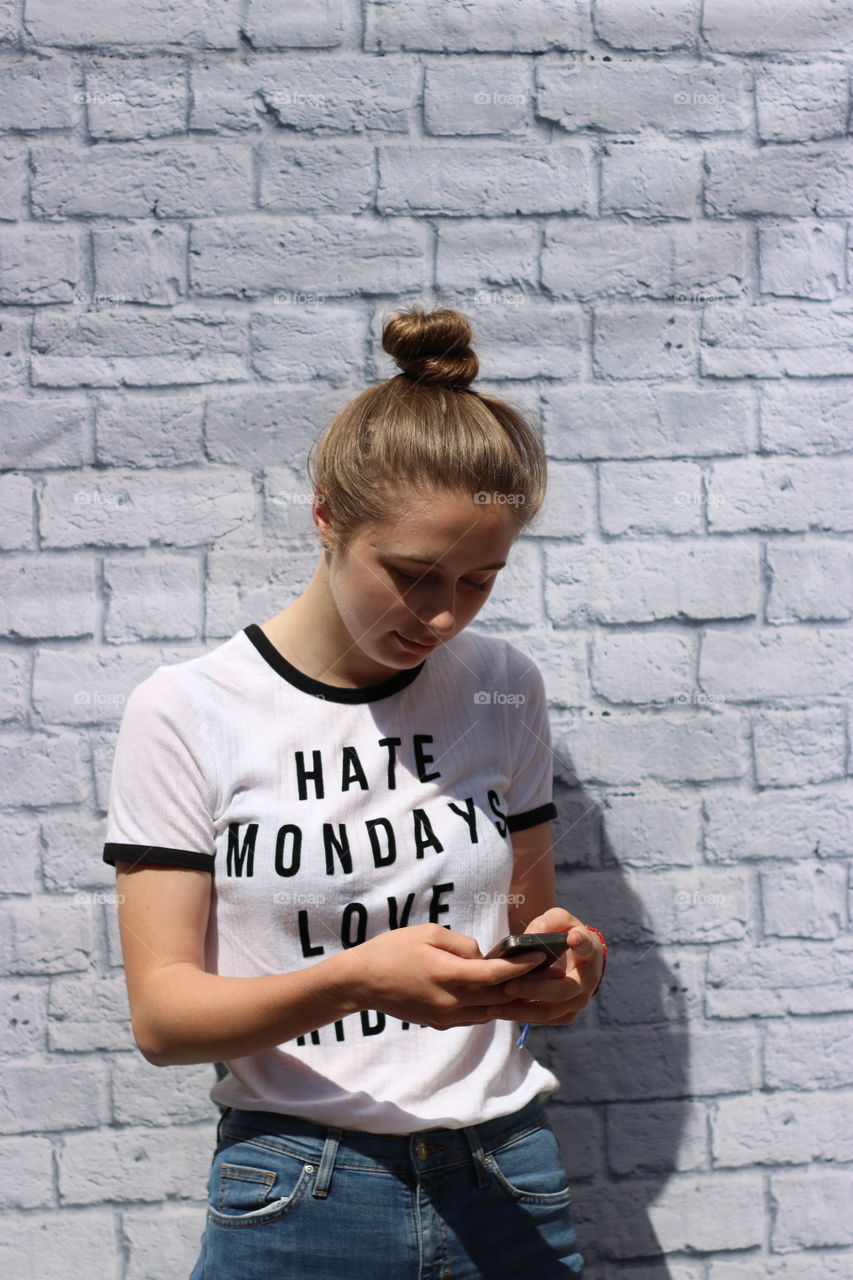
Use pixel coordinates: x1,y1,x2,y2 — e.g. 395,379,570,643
188,1094,585,1278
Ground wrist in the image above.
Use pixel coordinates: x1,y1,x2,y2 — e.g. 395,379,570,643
322,945,371,1017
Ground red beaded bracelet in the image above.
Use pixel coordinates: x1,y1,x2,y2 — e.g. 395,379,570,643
584,925,608,997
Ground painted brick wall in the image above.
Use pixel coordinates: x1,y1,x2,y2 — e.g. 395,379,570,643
1,2,851,1276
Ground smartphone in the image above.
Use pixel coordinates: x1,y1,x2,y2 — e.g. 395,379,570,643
485,931,571,974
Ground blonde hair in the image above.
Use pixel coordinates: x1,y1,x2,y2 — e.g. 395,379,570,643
306,306,548,549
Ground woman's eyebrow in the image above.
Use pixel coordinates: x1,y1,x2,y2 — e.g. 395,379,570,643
394,554,506,571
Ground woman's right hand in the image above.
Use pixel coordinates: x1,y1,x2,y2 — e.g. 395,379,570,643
340,923,550,1030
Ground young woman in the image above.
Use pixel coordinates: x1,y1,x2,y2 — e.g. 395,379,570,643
104,306,606,1279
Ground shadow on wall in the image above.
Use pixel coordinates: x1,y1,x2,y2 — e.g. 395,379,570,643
540,768,690,1279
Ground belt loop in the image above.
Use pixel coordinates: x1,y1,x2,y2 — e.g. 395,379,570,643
215,1106,232,1147
312,1126,342,1198
462,1124,492,1189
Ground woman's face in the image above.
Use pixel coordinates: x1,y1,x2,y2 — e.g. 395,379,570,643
316,487,521,671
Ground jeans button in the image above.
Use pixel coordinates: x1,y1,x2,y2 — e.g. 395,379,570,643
415,1141,427,1159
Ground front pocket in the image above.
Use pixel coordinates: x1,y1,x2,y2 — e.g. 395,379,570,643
208,1153,313,1228
484,1125,573,1205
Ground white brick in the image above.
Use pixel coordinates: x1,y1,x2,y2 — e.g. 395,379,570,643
0,140,27,220
191,55,415,133
264,466,335,541
25,0,240,47
770,1169,853,1249
206,546,319,637
764,1014,853,1087
0,53,74,131
377,142,592,215
599,786,702,865
767,542,853,623
608,1099,707,1176
204,384,345,469
607,1172,764,1254
40,467,255,549
709,1254,853,1280
545,540,759,625
756,61,850,142
0,897,93,975
32,643,203,726
760,382,853,454
0,732,88,807
555,710,748,784
762,862,847,938
544,385,753,458
436,220,539,292
243,0,345,48
0,473,33,549
0,1061,108,1133
31,307,250,387
700,627,853,699
600,141,699,218
0,324,29,401
0,554,95,638
537,60,751,134
593,305,697,379
0,1136,53,1208
424,59,531,136
708,457,853,532
0,975,45,1055
702,302,853,378
752,706,847,785
529,462,594,538
703,0,853,53
477,541,544,627
591,629,696,704
759,221,846,300
48,973,132,1051
84,55,187,139
707,942,853,1018
258,138,375,212
96,392,203,466
365,0,589,52
0,223,80,304
40,809,119,893
123,1208,212,1280
431,301,584,380
0,0,18,42
0,397,87,467
249,308,365,382
58,1125,212,1204
599,946,706,1024
713,1089,853,1166
112,1056,216,1125
705,786,853,865
0,1213,120,1279
0,649,28,726
31,139,252,218
594,0,699,50
104,555,202,641
705,146,853,217
543,220,673,298
599,460,705,534
92,222,187,305
492,625,589,710
190,214,429,297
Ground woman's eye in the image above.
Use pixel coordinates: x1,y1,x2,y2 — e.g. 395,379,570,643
393,569,490,592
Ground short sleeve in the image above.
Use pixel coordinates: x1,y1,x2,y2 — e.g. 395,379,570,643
504,644,558,834
102,667,217,873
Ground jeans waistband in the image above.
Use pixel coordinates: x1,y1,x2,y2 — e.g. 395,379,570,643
217,1094,551,1196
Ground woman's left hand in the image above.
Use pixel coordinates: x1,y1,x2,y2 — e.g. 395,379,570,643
485,907,605,1026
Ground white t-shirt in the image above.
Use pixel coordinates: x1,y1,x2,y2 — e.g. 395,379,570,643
103,622,561,1134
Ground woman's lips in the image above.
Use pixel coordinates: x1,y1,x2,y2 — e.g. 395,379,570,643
394,631,438,652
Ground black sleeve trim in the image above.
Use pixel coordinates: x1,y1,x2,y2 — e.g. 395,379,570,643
506,802,557,834
103,843,215,872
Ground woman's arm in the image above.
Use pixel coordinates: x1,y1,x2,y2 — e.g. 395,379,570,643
115,861,546,1066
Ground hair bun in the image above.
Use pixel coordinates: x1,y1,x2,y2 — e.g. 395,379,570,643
382,306,479,390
